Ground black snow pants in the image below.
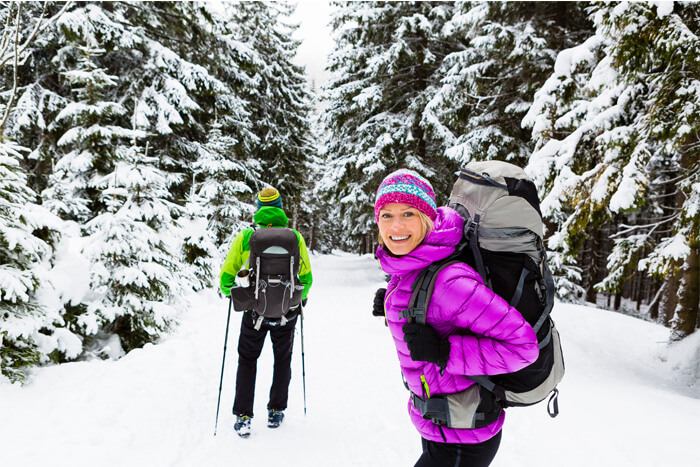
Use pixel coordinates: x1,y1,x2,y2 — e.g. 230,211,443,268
232,310,298,418
415,431,502,467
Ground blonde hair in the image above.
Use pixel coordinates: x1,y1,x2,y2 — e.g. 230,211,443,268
377,209,434,248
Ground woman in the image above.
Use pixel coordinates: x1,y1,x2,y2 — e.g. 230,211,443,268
374,169,539,467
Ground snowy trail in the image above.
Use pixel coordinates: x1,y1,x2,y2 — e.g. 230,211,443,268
2,253,699,466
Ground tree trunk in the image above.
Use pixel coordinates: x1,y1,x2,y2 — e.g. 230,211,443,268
633,273,643,312
660,270,680,327
647,282,664,321
669,142,699,340
670,246,700,341
309,213,318,251
583,234,597,303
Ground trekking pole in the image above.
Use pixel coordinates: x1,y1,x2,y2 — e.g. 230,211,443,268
214,295,233,436
300,305,307,415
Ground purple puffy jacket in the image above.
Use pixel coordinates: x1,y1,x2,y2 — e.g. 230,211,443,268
377,206,539,444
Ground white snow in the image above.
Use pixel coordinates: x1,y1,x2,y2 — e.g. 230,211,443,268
1,253,699,466
653,2,675,18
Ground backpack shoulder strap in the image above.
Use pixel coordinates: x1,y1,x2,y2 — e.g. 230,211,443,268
401,258,462,324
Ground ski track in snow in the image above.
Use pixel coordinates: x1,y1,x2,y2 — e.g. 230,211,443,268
1,252,699,466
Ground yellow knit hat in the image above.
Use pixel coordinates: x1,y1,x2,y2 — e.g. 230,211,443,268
257,187,282,209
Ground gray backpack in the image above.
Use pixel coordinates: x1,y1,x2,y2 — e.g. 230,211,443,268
231,228,304,329
403,160,565,429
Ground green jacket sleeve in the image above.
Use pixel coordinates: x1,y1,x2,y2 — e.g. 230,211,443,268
296,231,313,300
219,229,252,296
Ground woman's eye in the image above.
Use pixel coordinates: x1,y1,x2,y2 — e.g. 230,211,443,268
381,213,392,219
404,212,414,217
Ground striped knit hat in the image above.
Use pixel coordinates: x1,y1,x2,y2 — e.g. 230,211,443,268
257,187,282,209
375,169,437,221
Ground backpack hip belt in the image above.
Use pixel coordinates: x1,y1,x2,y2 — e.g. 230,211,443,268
410,384,502,430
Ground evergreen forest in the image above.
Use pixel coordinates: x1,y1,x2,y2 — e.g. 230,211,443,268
1,1,698,382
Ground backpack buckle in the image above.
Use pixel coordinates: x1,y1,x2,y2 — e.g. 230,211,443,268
400,307,425,323
464,218,478,239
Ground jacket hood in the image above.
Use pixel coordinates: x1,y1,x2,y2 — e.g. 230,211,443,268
254,206,289,228
377,206,464,276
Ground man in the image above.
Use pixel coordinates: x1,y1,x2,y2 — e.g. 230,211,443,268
220,187,313,437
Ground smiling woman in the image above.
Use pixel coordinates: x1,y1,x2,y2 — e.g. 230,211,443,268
372,168,540,467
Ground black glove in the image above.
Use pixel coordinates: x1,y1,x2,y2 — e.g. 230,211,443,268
372,288,386,317
302,298,308,307
402,322,450,368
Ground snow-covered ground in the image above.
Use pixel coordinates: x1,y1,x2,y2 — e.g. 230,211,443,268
2,252,699,467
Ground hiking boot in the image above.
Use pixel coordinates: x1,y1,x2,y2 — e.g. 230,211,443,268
234,415,252,438
267,409,284,428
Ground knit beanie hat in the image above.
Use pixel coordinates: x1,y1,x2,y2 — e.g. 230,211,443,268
375,169,437,221
257,187,283,209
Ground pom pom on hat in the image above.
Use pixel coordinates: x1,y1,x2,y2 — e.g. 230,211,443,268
375,169,437,221
257,187,282,209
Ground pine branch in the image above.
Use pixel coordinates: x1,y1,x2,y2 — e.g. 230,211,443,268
0,2,21,138
0,1,72,69
0,1,72,136
611,213,681,238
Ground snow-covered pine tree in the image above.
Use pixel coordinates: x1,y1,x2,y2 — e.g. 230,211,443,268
4,2,264,361
183,119,256,291
119,1,258,205
523,2,700,337
422,1,593,168
609,3,700,339
5,1,258,220
81,139,181,354
43,44,138,222
321,1,456,252
124,2,263,289
300,136,341,253
0,141,66,382
1,2,71,197
227,1,315,221
0,1,70,382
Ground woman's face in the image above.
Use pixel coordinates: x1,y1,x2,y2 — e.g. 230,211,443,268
377,203,425,256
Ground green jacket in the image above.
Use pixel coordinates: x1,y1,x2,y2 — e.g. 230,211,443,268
219,206,313,299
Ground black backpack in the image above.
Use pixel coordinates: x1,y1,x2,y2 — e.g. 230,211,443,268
403,161,564,429
231,228,304,327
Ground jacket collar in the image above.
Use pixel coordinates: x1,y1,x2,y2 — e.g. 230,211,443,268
377,207,464,276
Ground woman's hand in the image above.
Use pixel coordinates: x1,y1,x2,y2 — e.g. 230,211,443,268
402,322,450,369
372,288,386,317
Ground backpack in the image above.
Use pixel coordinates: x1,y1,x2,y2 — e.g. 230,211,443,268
403,160,564,429
230,227,304,328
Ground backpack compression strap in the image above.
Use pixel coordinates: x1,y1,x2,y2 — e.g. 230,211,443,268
465,214,489,286
533,260,556,348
